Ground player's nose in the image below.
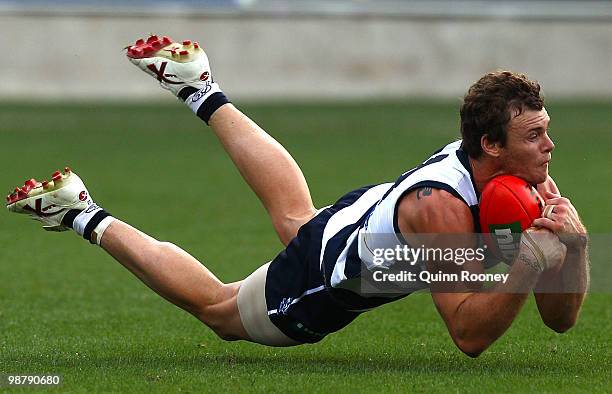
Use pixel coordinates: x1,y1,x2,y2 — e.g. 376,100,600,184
543,132,555,152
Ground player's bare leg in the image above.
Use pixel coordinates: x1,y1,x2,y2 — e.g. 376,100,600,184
6,169,249,341
127,36,317,245
207,105,316,244
97,220,247,340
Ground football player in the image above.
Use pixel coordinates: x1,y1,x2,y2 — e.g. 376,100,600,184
6,35,589,356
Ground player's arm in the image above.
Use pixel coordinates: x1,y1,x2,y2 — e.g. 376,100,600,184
533,176,589,332
397,189,564,357
208,105,318,245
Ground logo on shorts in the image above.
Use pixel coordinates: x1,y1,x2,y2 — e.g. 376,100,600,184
79,191,88,201
278,298,293,315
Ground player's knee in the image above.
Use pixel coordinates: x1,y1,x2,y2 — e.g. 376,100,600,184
195,305,229,338
544,316,576,334
197,309,241,341
454,337,488,358
193,285,243,342
211,326,241,342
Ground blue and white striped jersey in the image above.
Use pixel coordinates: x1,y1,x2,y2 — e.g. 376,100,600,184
317,140,480,309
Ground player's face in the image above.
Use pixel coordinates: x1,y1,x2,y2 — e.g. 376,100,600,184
498,107,555,184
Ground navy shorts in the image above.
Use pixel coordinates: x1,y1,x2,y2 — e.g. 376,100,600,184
264,210,362,343
263,186,384,343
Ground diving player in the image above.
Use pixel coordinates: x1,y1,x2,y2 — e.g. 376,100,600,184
6,35,589,356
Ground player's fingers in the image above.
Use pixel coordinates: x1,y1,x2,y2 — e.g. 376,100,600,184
549,212,566,224
532,217,561,231
544,197,570,206
544,191,561,199
542,205,571,225
542,204,555,219
526,225,553,234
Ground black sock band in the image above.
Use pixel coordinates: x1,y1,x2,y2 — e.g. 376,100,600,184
62,207,111,244
178,87,198,102
62,209,81,229
83,210,111,244
196,92,230,124
182,82,230,125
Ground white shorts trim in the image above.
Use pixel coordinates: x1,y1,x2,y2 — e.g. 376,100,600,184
237,262,300,347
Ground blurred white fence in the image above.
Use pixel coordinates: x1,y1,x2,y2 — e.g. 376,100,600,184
1,1,611,100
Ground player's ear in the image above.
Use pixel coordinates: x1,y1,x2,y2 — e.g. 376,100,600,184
481,134,502,158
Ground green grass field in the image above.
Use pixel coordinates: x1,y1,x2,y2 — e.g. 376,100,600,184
0,101,610,392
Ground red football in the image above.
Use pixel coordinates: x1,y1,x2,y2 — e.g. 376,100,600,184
479,175,544,263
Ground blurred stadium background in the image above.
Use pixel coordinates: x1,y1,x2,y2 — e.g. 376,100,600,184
2,0,612,100
0,1,610,392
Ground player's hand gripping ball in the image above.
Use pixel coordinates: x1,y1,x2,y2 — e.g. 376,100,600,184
479,175,545,263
